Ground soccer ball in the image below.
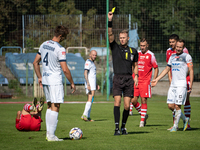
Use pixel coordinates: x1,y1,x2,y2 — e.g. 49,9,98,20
69,127,83,140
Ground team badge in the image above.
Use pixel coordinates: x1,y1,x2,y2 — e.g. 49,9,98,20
131,54,134,61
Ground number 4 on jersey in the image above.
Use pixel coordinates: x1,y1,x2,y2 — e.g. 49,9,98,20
43,52,48,66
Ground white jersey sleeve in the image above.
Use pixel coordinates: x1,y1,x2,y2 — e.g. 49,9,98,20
84,60,91,70
58,47,66,62
186,54,192,64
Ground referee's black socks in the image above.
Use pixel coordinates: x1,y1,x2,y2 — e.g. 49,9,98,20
114,106,120,130
121,109,129,128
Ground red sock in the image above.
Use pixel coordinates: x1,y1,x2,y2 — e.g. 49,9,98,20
184,101,191,118
130,103,133,112
141,103,147,122
23,104,32,112
134,102,141,114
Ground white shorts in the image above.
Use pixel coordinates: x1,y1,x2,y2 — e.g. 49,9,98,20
167,86,187,105
43,84,64,103
85,78,96,94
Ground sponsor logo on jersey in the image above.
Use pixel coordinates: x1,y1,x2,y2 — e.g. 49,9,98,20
85,63,89,66
140,56,145,59
138,61,145,65
167,99,173,102
175,56,179,59
43,72,52,76
62,51,66,55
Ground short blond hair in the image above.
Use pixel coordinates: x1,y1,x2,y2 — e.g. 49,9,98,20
119,30,129,36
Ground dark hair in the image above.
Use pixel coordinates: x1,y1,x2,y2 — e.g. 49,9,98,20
140,38,148,43
177,39,185,47
169,34,179,41
119,30,129,36
54,25,69,38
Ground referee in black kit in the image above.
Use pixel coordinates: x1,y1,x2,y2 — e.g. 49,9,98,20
108,11,139,135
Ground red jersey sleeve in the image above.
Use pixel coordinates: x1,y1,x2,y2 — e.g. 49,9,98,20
151,53,158,68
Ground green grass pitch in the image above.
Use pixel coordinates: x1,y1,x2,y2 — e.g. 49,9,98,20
0,95,200,150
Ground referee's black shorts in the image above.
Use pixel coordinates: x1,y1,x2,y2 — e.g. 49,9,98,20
112,74,134,98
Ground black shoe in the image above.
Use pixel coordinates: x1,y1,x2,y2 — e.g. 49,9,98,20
144,114,149,126
114,129,120,136
121,128,128,135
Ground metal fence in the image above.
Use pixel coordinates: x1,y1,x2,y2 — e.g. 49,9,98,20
1,0,200,96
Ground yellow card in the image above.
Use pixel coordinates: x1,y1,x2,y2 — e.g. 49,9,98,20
112,7,116,13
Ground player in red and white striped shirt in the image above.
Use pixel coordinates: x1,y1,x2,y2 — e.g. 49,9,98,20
129,38,159,127
166,34,191,130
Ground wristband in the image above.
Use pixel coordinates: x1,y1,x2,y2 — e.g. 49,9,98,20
108,21,112,27
135,74,139,77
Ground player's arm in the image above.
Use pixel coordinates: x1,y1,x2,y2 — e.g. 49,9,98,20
153,67,159,80
33,54,42,88
84,69,91,91
151,54,159,80
167,71,172,84
151,66,170,87
108,12,114,43
188,63,194,93
133,61,138,86
60,62,76,93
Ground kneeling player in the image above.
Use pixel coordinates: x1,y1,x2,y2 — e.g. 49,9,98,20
15,97,44,131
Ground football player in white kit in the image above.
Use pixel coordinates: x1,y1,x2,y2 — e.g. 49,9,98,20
81,50,99,121
33,25,76,141
151,39,193,132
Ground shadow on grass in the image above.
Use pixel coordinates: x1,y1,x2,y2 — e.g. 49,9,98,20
128,131,151,134
93,119,108,121
145,124,168,127
62,137,87,140
129,114,140,116
179,128,200,131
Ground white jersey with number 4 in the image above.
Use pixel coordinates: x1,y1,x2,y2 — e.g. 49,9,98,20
38,40,66,85
84,59,96,90
167,52,192,87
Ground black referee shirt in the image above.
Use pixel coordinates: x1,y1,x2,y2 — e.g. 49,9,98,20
110,40,138,75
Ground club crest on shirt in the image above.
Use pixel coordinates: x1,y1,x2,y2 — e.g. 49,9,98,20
131,54,134,61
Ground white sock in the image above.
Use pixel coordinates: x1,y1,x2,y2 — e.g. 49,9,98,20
49,111,59,138
45,109,51,137
83,102,91,117
174,109,181,128
180,112,186,122
88,103,93,118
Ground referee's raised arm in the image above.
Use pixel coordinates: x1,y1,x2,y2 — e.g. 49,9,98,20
108,12,114,43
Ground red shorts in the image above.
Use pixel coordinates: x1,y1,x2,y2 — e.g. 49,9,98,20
186,75,190,90
134,82,151,98
16,114,42,131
